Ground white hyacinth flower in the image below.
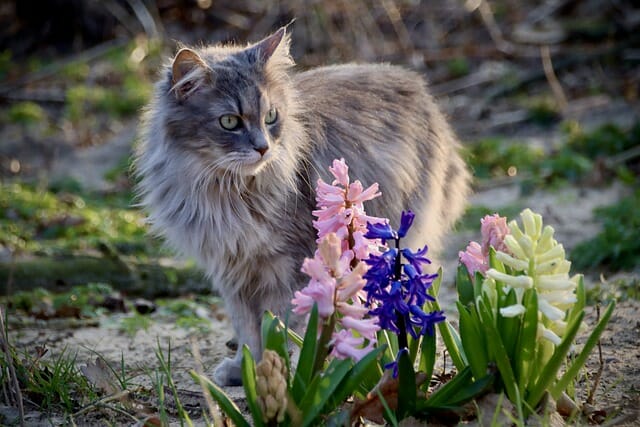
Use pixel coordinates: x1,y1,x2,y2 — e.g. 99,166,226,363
487,208,579,345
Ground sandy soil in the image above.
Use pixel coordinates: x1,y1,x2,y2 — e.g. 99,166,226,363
4,171,639,425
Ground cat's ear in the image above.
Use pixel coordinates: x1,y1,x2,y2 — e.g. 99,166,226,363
171,48,209,99
249,27,293,66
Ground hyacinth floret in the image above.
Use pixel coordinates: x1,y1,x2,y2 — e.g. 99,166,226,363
363,210,445,352
292,159,385,361
485,208,579,346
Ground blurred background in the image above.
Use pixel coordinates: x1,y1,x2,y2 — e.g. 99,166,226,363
0,0,639,298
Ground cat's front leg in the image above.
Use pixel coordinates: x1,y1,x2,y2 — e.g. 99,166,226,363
213,293,261,386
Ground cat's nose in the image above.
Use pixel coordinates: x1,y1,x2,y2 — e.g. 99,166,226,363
255,146,269,156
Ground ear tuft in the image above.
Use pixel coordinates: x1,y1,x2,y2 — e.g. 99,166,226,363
251,27,291,65
171,48,208,98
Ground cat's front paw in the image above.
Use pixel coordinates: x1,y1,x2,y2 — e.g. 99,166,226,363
213,357,243,386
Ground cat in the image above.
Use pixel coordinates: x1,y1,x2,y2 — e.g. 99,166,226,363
134,27,470,386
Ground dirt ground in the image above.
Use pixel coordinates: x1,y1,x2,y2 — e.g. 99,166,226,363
1,0,639,425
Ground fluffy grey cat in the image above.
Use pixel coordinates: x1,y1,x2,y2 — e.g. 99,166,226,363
135,27,470,386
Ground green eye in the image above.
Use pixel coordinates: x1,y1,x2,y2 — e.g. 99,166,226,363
220,114,241,130
265,107,278,125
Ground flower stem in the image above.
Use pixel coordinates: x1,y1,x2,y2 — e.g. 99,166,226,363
313,314,336,374
394,238,409,351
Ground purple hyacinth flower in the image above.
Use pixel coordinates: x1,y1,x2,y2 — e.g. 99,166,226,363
364,221,397,242
400,246,431,274
397,210,415,238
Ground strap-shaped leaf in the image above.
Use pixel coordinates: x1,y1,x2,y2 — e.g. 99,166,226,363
550,300,615,399
299,358,353,426
456,263,475,306
419,330,436,387
525,310,585,411
292,303,319,400
515,289,538,393
457,301,488,381
478,299,519,404
241,345,265,427
327,345,386,410
261,311,289,370
397,349,416,419
189,370,250,427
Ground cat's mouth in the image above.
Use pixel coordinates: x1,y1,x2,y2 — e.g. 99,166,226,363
241,150,273,175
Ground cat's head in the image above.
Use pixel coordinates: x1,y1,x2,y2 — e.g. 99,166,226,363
159,27,297,178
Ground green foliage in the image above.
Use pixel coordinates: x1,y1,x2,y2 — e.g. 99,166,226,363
5,283,114,318
526,97,560,127
571,190,640,271
467,121,640,189
1,346,97,412
0,182,155,256
446,57,470,78
7,101,47,125
452,256,615,417
62,39,157,122
465,138,545,180
65,79,151,121
586,276,640,303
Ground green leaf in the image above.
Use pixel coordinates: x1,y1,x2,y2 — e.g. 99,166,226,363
515,289,538,393
261,312,289,369
419,330,436,387
498,288,520,359
431,267,444,296
241,345,265,427
478,299,519,404
525,311,585,411
190,370,250,427
299,358,353,426
456,263,475,306
292,303,319,401
287,327,304,348
550,300,615,399
457,301,488,380
397,349,416,419
489,247,506,273
566,276,586,327
327,345,386,410
427,286,466,371
418,366,473,409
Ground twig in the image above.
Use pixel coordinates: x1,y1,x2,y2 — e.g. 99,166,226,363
541,45,568,112
587,305,604,405
466,0,515,55
381,0,414,57
127,0,162,40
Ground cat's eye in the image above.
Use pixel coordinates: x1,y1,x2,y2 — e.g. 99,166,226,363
220,114,241,130
265,107,278,125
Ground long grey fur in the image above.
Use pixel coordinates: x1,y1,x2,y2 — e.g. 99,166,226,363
134,27,470,386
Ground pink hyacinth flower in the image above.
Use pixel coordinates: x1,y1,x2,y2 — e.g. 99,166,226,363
480,214,510,256
291,278,336,318
329,330,375,361
459,241,487,276
329,158,350,187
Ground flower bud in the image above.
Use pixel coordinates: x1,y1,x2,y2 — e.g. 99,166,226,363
255,350,288,423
